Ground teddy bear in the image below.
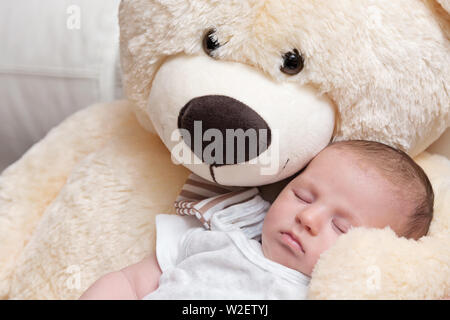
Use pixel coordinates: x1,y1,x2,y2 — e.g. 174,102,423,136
0,0,448,299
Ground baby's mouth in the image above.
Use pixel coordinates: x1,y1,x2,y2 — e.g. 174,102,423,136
281,232,305,254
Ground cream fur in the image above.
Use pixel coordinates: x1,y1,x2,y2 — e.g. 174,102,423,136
1,101,189,299
147,54,335,185
120,0,449,156
0,0,448,299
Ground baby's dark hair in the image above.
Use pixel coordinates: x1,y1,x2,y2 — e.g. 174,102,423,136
329,140,434,240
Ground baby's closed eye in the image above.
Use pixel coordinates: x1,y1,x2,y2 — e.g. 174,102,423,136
331,218,350,234
293,189,314,204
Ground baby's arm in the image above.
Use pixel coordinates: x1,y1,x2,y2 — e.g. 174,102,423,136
79,252,162,300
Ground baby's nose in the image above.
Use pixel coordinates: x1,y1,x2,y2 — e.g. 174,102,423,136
295,207,322,235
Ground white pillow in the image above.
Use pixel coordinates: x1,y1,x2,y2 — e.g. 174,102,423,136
0,0,122,171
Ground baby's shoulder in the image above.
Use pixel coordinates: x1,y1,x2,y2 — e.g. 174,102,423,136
182,228,233,257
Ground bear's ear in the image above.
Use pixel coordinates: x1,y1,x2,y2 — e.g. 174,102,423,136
436,0,450,14
434,0,450,41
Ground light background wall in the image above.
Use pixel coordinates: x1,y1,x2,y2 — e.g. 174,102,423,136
0,0,122,172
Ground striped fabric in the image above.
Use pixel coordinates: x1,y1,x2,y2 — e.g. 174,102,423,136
175,174,261,229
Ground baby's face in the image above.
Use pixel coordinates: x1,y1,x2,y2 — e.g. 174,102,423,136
261,146,412,276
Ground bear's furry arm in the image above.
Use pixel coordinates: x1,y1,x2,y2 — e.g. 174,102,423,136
308,153,450,299
0,100,136,299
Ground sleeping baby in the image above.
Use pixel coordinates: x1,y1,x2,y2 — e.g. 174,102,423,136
79,140,434,300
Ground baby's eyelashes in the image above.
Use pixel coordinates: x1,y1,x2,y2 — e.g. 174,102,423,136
332,218,349,234
293,190,313,204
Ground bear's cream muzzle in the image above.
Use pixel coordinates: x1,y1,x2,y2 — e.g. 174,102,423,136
147,54,335,186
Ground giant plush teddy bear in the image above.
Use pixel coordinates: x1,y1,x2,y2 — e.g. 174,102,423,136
0,0,449,299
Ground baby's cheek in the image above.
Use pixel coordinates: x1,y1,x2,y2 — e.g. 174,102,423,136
314,233,340,263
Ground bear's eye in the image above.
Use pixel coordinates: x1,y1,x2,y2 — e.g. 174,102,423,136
280,49,304,75
203,28,221,56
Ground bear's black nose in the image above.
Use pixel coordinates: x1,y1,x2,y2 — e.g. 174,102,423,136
177,95,272,165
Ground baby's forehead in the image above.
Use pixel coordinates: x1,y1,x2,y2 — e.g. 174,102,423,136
295,148,389,199
307,144,374,173
313,144,389,174
305,145,411,199
319,143,365,159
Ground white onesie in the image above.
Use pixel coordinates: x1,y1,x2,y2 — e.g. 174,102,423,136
142,194,310,300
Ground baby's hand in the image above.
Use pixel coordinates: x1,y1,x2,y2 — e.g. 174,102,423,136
79,253,162,300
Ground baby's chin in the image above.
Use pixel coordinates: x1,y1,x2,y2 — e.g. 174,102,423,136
290,260,312,276
284,259,312,277
261,238,312,276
